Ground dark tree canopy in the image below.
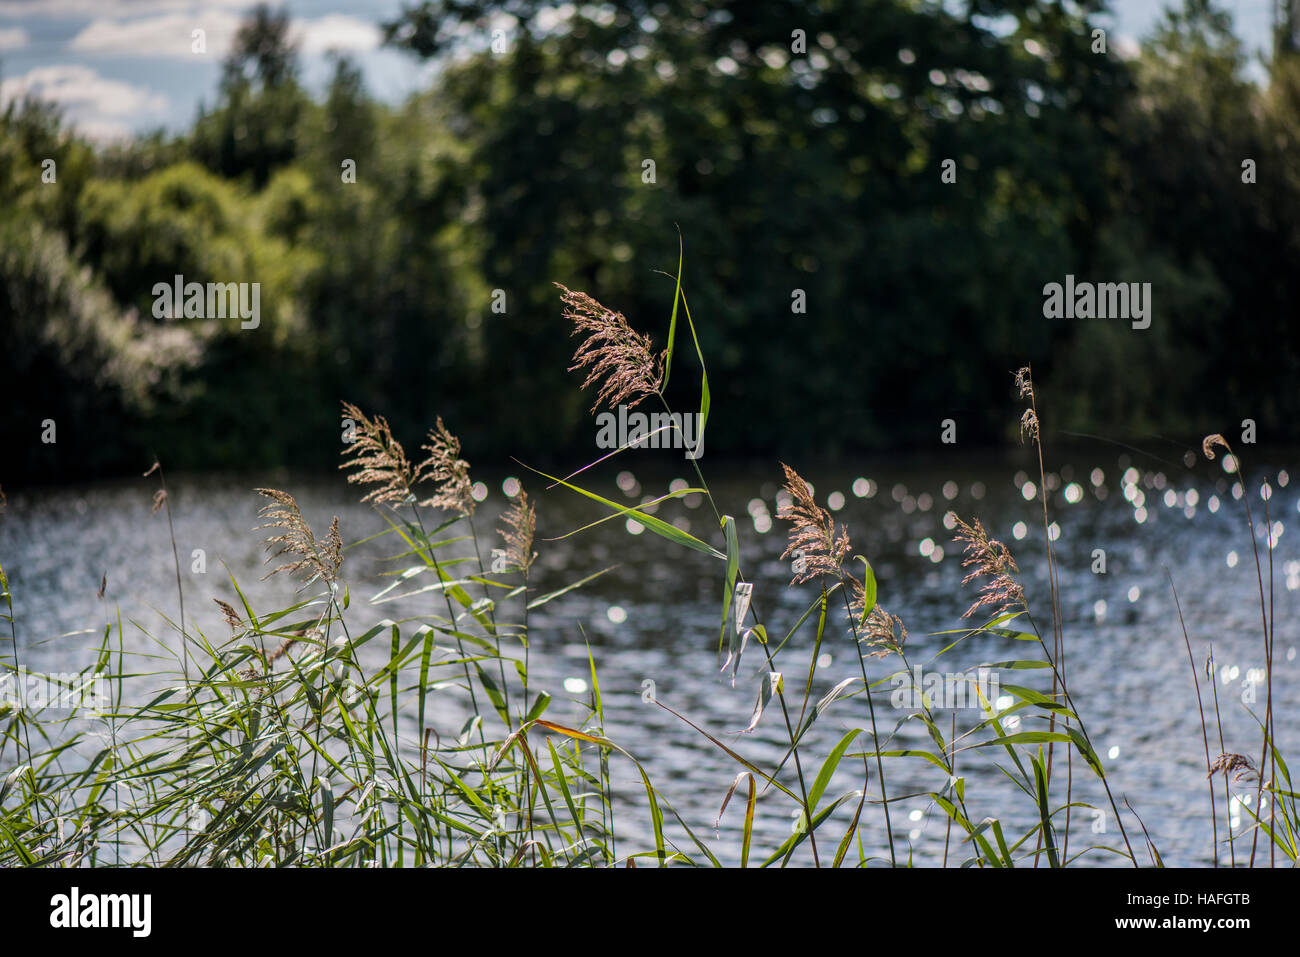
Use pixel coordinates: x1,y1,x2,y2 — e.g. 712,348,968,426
2,0,1298,480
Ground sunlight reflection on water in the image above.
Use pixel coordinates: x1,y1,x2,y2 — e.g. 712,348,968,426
2,449,1297,865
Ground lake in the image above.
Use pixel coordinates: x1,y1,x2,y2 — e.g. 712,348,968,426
1,444,1296,866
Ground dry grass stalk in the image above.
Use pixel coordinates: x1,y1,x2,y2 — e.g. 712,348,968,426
1015,367,1039,442
557,283,665,411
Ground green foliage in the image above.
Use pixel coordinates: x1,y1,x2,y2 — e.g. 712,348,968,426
2,0,1299,481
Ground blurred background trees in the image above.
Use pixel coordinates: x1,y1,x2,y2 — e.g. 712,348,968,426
2,0,1297,481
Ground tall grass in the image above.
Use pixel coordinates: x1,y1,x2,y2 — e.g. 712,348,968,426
0,247,1293,867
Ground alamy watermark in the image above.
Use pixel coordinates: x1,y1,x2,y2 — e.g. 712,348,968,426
151,274,260,329
50,887,151,937
596,405,704,459
1042,274,1151,330
0,667,109,715
889,665,999,711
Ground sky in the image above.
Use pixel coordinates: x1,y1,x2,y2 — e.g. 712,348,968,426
0,0,1280,142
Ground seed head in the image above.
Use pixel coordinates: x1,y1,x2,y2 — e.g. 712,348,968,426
1208,752,1256,782
848,579,908,659
558,283,665,411
214,598,243,630
777,463,851,585
1020,408,1039,444
950,513,1025,620
340,402,416,506
1202,433,1230,461
255,488,343,585
1014,366,1033,400
415,417,475,516
497,488,537,574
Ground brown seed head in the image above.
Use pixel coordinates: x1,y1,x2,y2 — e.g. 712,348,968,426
950,513,1025,620
497,488,537,574
1202,433,1230,461
777,463,851,585
255,488,343,585
1020,408,1039,444
1208,752,1256,782
847,575,908,659
415,417,475,516
1014,366,1033,400
267,629,316,664
213,598,243,630
340,402,416,506
557,283,665,412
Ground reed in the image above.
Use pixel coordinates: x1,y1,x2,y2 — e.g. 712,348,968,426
0,248,1293,868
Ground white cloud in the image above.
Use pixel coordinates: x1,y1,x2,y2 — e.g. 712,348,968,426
0,1,251,18
292,14,382,56
68,10,381,60
70,10,243,58
0,26,28,50
0,64,168,140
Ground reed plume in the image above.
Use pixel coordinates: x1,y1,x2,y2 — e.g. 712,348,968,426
255,488,343,585
497,488,537,574
862,606,907,658
1014,366,1033,400
1020,409,1039,443
776,463,851,585
950,513,1025,620
557,283,665,411
213,598,242,630
267,629,316,664
1015,367,1039,442
1208,752,1256,782
340,402,416,506
415,417,476,516
339,402,476,515
848,577,908,659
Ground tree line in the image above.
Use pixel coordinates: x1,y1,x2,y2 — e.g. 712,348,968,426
2,0,1297,481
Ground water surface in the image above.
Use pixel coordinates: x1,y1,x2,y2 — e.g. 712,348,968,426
2,447,1296,866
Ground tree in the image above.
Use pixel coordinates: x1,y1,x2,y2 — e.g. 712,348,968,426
192,4,306,187
381,0,1133,453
